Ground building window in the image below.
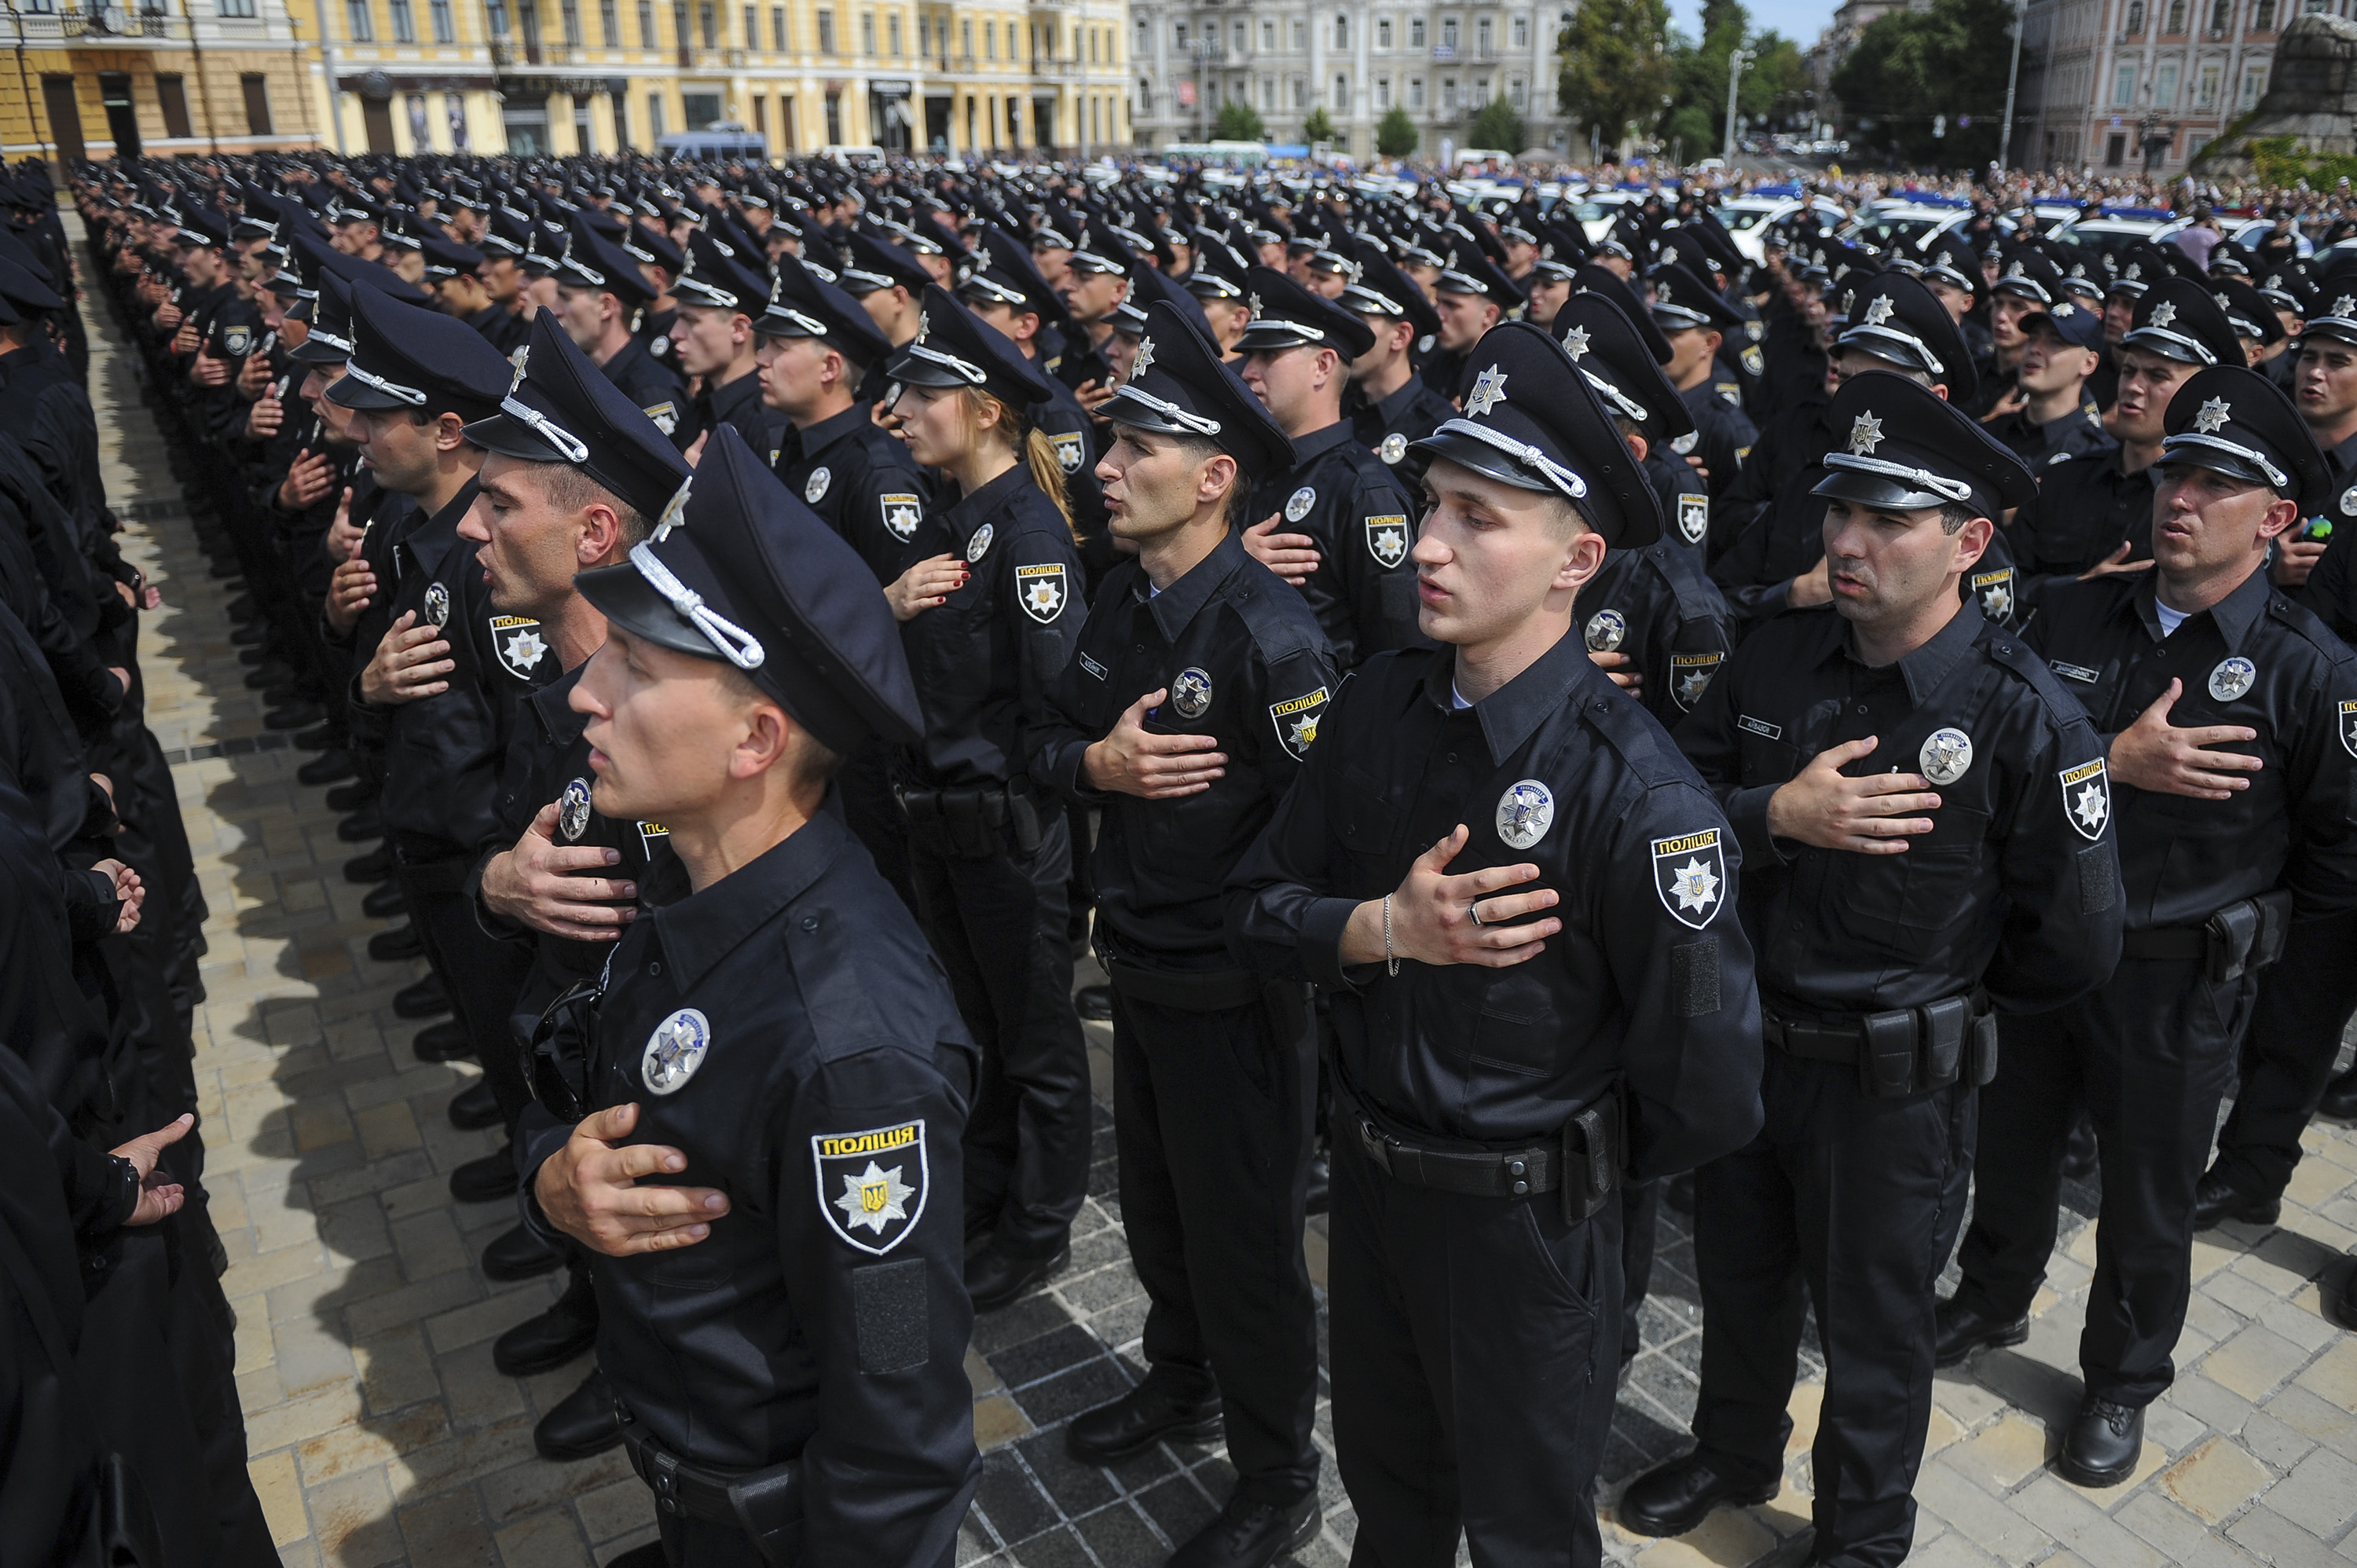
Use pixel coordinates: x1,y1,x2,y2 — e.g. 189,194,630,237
684,90,721,126
2241,60,2267,101
2106,130,2125,163
649,91,666,134
346,0,373,40
961,16,972,55
1335,12,1347,47
1442,76,1457,108
2165,0,2185,27
599,0,617,43
1409,17,1425,46
861,9,875,52
638,0,654,45
1260,75,1274,108
1476,16,1490,52
388,0,414,38
888,11,900,51
1512,13,1528,46
1291,16,1305,48
559,0,579,43
1376,74,1389,105
2198,60,2219,101
1232,20,1244,52
2125,0,2145,28
984,14,994,55
1292,76,1306,106
431,0,453,36
156,73,192,137
816,8,834,51
1376,16,1391,47
1333,71,1347,105
1008,20,1017,57
1509,75,1525,108
699,1,715,45
826,89,842,141
2209,0,2227,26
2154,59,2178,101
1135,17,1147,53
1260,18,1274,49
1442,17,1458,48
2113,61,2135,103
772,4,784,48
742,4,754,47
2253,0,2275,24
1408,75,1423,106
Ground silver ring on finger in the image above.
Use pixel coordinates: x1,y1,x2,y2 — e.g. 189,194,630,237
1468,900,1486,927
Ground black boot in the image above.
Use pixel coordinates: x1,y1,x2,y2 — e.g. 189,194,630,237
450,1144,520,1203
2055,1394,2144,1486
493,1269,596,1376
1067,1372,1222,1463
966,1240,1069,1313
412,1018,475,1064
295,749,355,786
2319,1068,2357,1121
2192,1168,2280,1229
536,1368,625,1462
1617,1453,1778,1537
393,975,451,1019
482,1222,564,1282
1168,1492,1319,1568
447,1078,501,1130
361,881,407,919
368,923,424,962
344,844,394,883
1934,1295,2029,1368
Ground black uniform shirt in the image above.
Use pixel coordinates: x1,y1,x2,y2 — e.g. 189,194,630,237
1988,397,2117,472
2286,425,2357,640
1035,373,1109,555
1712,391,1831,568
1226,635,1764,1175
899,464,1085,787
2007,449,2157,594
598,335,696,452
1674,379,1758,504
1578,539,1733,725
518,811,982,1563
696,365,779,460
464,302,527,354
2025,568,2357,929
1248,419,1423,669
1675,602,2122,1019
775,401,933,588
1032,529,1339,958
1348,372,1457,474
1055,328,1115,394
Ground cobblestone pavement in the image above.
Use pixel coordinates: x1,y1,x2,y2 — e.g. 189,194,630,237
82,218,2357,1568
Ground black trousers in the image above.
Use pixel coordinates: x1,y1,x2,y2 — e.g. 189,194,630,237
2212,912,2357,1202
1329,1124,1621,1567
396,856,537,1130
1110,980,1319,1506
1619,1179,1661,1371
907,815,1089,1255
1955,958,2255,1407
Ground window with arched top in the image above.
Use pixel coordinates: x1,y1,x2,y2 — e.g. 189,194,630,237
2165,0,2186,30
1336,13,1348,48
2125,0,2145,28
2254,0,2275,27
2209,0,2229,29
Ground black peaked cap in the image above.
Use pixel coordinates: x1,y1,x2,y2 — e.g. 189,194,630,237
327,281,513,416
1109,262,1212,338
290,271,357,365
574,426,922,753
673,229,769,314
1233,265,1374,358
1648,261,1744,332
1572,264,1672,365
1992,249,2063,306
2213,277,2286,346
958,226,1067,325
1435,244,1522,303
2298,262,2357,346
2124,277,2244,368
1919,231,1989,307
754,252,891,366
841,226,934,295
1105,299,1292,479
1811,371,2035,520
887,285,1054,408
554,219,656,308
2161,365,2331,516
1837,272,1977,402
1556,291,1694,440
1411,321,1662,549
462,312,693,521
1340,239,1440,343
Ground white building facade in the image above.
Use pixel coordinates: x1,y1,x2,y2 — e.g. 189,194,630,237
1127,1,1571,157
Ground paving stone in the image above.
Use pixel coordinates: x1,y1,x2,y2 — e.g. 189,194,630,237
2266,1449,2357,1541
2161,1437,2275,1525
2203,1325,2313,1402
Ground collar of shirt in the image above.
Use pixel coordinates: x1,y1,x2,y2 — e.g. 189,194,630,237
650,808,850,993
798,401,873,462
938,463,1032,553
1130,526,1250,643
1420,631,1608,765
705,365,762,421
2134,559,2270,648
530,661,589,744
2320,423,2357,486
1373,373,1435,430
398,476,482,568
1836,598,1985,705
1288,419,1355,467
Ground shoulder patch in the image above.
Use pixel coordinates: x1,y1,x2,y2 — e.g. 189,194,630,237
813,1122,928,1256
489,614,549,681
1365,514,1409,568
1048,430,1085,474
881,493,922,541
1669,650,1723,711
1653,827,1725,929
1016,561,1069,623
641,401,679,434
1270,686,1330,760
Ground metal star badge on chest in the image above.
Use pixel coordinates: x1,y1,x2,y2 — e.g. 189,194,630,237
2209,656,2256,702
966,522,995,563
2058,759,2110,841
1652,827,1724,929
1670,430,1699,456
490,614,548,680
1016,562,1066,622
1584,608,1626,653
805,467,831,504
640,1007,711,1095
1919,727,1974,786
1168,666,1213,720
557,777,592,843
422,581,452,628
1496,779,1554,850
1677,493,1709,547
881,493,922,541
1365,515,1409,567
1285,486,1317,522
2341,485,2357,519
812,1122,928,1255
1379,432,1408,465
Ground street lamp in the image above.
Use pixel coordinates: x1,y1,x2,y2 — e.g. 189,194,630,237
1721,46,1750,165
1996,0,2025,170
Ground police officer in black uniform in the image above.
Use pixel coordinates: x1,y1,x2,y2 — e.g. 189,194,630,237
522,428,983,1566
1625,373,2121,1563
554,220,697,452
2007,278,2244,599
1032,301,1335,1568
1234,266,1423,669
329,287,555,1203
1228,321,1765,1566
1650,261,1758,511
882,289,1093,1312
453,312,694,1460
669,232,776,458
1943,365,2357,1486
1342,241,1454,476
1985,296,2116,472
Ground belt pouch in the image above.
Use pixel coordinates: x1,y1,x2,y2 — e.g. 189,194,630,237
726,1460,805,1568
942,792,988,856
1862,1009,1918,1098
1006,788,1042,855
2205,898,2260,984
1919,995,1969,1089
1560,1097,1618,1224
1968,1011,2000,1087
2251,888,2293,972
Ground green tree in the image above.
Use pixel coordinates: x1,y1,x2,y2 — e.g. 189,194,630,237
1830,0,2014,166
1212,100,1266,141
1662,0,1810,156
1376,104,1420,157
1557,0,1675,155
1303,105,1338,143
1468,96,1527,153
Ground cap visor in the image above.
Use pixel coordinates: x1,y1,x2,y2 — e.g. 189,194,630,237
2121,326,2215,365
462,410,574,463
324,375,408,410
288,338,349,367
2158,440,2282,493
1232,323,1322,351
1408,428,1556,494
883,346,973,389
574,563,729,664
1810,467,1954,512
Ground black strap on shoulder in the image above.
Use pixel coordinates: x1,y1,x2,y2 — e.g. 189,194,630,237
1985,631,2091,724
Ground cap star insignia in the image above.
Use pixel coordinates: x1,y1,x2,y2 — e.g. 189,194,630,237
1248,291,1264,318
1563,325,1590,360
1464,366,1509,416
1849,412,1885,456
1862,295,1897,327
2216,291,2233,310
834,1162,915,1236
2334,295,2357,318
506,344,530,396
1131,335,1156,378
2150,300,2178,328
2054,302,2077,317
915,310,931,341
2194,396,2232,434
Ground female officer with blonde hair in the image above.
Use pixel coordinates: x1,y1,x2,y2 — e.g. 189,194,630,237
883,284,1092,1313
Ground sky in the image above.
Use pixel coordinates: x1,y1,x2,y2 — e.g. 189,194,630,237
1663,0,1841,46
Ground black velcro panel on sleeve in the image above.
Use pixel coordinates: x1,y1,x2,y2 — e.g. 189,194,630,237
852,1258,929,1375
2078,845,2117,914
1670,937,1721,1018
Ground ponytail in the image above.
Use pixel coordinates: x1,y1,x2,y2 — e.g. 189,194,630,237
962,386,1076,539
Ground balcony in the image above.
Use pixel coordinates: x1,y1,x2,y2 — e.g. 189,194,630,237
7,6,187,39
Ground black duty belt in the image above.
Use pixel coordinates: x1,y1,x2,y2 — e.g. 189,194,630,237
2119,890,2291,983
1762,990,1993,1098
1094,936,1270,1012
1333,1074,1621,1222
617,1406,803,1566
